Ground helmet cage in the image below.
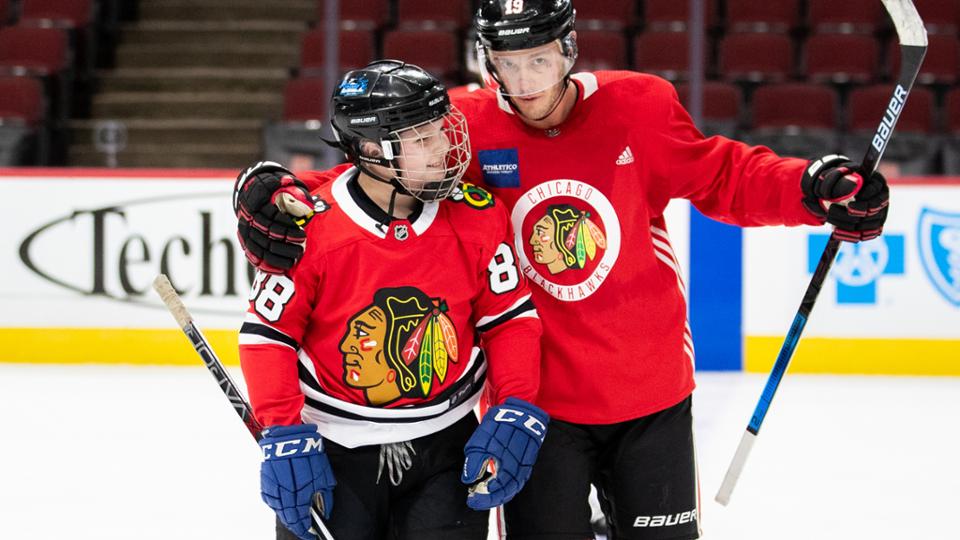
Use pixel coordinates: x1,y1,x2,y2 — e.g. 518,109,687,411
374,106,471,202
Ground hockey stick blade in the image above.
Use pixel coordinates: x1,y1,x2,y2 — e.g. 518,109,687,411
153,274,334,538
715,0,927,506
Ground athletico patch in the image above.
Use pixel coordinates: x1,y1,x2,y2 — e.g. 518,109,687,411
478,148,521,188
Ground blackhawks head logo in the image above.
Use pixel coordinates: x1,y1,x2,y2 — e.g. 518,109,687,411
339,286,459,406
529,204,607,275
512,178,622,302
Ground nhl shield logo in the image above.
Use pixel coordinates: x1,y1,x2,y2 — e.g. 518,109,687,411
394,224,409,241
918,207,960,307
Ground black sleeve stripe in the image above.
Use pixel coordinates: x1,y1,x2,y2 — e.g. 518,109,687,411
240,322,299,349
476,298,537,333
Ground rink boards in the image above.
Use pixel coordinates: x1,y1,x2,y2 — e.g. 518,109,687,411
0,169,956,375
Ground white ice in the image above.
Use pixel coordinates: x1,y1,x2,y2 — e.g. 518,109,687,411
1,364,957,540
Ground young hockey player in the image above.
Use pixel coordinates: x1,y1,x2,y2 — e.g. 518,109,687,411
235,3,890,539
238,60,547,540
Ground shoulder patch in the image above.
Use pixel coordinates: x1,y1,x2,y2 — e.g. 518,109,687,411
450,182,495,210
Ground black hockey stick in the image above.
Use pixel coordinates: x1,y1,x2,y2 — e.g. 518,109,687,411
715,0,928,506
153,274,335,539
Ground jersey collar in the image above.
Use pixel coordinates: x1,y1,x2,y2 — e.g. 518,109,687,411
331,166,440,239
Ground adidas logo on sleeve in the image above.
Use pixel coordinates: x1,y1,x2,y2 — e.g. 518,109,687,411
616,146,634,165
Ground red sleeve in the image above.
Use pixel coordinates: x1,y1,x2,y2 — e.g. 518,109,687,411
640,79,823,227
472,207,542,406
296,169,336,193
238,249,323,428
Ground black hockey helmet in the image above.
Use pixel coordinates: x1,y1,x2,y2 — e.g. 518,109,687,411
474,0,578,101
330,60,470,202
475,0,576,52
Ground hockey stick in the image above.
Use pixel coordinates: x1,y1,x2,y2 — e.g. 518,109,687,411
714,0,927,506
152,274,335,539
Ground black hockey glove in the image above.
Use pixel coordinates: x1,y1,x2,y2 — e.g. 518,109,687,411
234,161,316,274
801,154,889,243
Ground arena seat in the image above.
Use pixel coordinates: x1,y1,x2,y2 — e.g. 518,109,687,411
725,0,800,34
804,33,879,84
576,29,628,72
300,28,375,75
744,83,839,159
844,84,937,174
718,33,794,83
634,31,691,81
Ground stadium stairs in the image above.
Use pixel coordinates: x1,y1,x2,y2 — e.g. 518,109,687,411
68,0,313,168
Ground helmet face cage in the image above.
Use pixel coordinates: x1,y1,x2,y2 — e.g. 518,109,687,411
378,106,471,202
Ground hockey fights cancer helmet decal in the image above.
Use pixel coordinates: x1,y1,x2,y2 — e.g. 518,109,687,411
512,179,621,302
339,286,459,406
329,60,471,202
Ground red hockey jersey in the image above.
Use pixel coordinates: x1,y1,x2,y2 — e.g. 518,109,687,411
449,71,823,424
239,165,541,448
292,72,823,424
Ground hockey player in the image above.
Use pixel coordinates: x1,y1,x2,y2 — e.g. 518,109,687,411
235,2,890,539
238,60,548,540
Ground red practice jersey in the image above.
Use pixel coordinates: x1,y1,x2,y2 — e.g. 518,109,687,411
450,71,822,424
293,72,823,425
239,165,541,448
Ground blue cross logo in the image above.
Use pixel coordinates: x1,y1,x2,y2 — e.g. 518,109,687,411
808,234,905,304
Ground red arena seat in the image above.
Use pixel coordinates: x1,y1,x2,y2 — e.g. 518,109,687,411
0,75,44,125
725,0,801,33
300,28,375,74
807,0,884,34
282,77,326,122
576,29,628,71
575,0,635,30
643,0,718,31
316,0,390,30
804,33,880,84
396,0,469,30
634,31,691,81
887,33,959,85
383,30,460,84
719,33,794,83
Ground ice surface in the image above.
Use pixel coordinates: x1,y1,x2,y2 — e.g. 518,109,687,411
1,365,956,539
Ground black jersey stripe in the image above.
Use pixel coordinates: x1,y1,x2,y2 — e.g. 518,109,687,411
240,322,299,349
298,350,487,423
476,298,537,333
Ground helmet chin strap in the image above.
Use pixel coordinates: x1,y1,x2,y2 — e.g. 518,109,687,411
356,160,414,230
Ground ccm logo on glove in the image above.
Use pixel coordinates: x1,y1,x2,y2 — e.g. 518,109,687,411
261,437,324,459
493,407,547,439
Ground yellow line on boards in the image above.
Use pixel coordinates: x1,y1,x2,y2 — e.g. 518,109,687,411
0,328,240,365
745,336,960,376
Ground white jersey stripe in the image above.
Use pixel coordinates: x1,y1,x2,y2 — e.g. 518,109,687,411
652,225,695,368
238,333,296,350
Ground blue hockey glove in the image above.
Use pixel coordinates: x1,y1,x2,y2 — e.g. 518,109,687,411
259,424,336,540
461,397,549,510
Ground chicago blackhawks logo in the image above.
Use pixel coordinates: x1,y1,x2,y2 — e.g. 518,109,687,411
450,182,495,210
512,179,621,301
339,286,459,406
529,204,607,275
